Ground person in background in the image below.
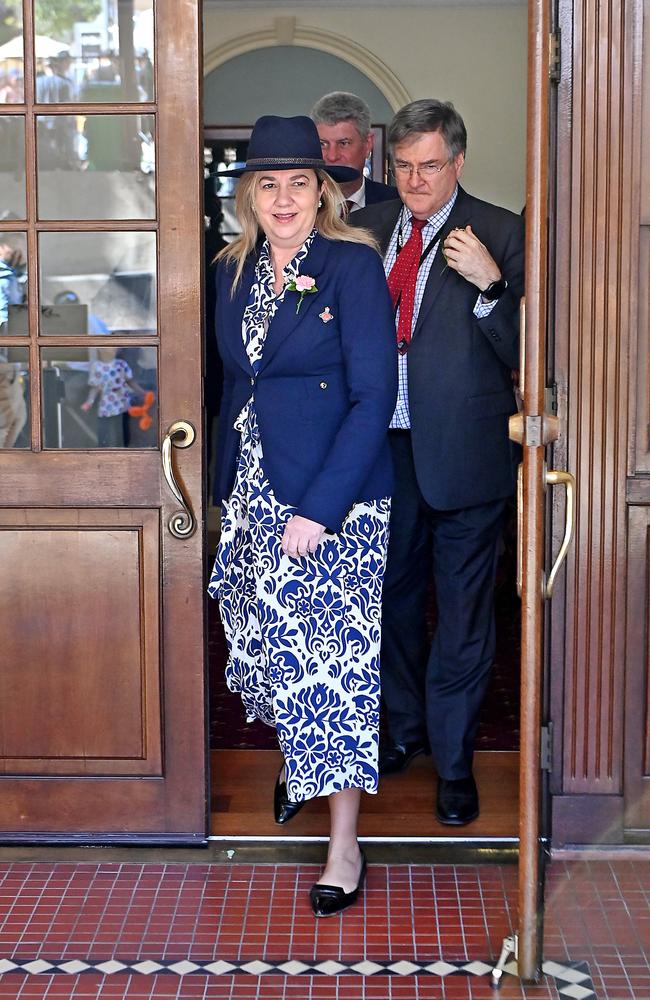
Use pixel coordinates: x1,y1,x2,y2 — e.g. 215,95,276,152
208,115,396,916
311,91,397,214
352,99,524,826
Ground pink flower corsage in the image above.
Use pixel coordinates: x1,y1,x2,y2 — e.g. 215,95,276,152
286,273,318,314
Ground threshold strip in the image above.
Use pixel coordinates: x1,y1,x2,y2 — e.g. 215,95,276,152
0,957,595,995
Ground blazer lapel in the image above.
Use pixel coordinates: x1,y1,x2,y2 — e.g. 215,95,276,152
413,186,472,337
221,254,257,374
259,232,331,370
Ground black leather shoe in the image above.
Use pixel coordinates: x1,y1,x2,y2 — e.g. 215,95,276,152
436,775,479,826
309,851,367,917
273,767,304,825
379,740,429,776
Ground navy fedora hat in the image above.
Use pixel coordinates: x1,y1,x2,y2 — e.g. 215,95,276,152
219,115,359,183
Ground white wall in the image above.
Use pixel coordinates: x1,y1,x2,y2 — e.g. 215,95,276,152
203,4,528,213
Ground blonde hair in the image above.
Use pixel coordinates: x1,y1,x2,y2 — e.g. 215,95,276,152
215,169,378,291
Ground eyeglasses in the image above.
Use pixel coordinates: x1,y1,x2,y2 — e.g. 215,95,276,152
393,160,451,178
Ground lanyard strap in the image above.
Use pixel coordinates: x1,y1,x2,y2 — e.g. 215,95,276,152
396,210,446,267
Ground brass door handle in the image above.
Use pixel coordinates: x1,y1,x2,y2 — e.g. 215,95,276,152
544,468,576,599
162,420,196,538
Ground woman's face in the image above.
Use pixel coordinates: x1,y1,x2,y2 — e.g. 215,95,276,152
253,169,320,249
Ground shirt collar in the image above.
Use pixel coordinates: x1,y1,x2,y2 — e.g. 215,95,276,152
346,181,366,210
402,184,458,229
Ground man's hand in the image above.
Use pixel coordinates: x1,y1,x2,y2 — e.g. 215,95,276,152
443,225,501,293
281,515,326,558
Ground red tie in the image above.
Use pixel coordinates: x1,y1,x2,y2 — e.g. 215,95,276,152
386,217,427,354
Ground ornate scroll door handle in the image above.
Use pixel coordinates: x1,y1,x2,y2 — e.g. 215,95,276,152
162,421,196,538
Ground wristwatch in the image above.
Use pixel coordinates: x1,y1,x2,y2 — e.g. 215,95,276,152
481,277,508,302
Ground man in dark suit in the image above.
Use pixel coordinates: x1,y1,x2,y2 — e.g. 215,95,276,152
311,91,397,211
352,99,524,825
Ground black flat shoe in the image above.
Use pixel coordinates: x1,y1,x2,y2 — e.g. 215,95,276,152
309,851,367,918
273,767,304,825
436,774,479,826
379,740,430,776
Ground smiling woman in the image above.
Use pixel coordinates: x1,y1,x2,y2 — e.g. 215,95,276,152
207,114,398,917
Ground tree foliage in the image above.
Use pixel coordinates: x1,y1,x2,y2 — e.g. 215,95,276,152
0,3,21,46
34,0,102,42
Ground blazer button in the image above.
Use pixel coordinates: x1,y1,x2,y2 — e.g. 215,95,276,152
319,381,328,390
250,376,255,386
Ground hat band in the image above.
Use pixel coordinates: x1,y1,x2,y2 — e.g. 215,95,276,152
246,156,325,167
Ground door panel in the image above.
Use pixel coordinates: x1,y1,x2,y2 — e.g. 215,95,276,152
0,0,206,841
0,509,161,776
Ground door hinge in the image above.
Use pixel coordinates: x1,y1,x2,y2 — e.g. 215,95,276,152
541,723,554,771
549,30,561,82
545,383,558,415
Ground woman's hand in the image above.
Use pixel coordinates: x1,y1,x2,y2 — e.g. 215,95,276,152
281,515,326,558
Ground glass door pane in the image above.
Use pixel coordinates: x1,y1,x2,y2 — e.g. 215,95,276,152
0,4,24,103
34,1,154,103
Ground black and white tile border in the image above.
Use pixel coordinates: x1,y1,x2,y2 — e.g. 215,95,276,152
0,956,595,995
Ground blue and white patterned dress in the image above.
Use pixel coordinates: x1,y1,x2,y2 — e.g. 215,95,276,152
208,233,390,803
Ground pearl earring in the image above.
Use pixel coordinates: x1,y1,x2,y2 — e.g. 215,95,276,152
318,199,323,208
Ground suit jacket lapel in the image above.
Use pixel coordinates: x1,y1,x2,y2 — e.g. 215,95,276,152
413,186,472,338
259,232,331,370
222,254,257,374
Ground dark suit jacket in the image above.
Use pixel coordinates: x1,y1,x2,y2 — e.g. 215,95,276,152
363,178,398,205
214,233,398,531
352,186,525,510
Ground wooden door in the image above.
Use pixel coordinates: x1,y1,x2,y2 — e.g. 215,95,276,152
512,0,576,980
0,0,206,842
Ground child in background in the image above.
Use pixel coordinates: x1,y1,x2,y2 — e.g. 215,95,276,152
81,346,146,447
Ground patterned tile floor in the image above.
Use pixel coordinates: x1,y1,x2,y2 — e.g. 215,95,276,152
0,860,646,999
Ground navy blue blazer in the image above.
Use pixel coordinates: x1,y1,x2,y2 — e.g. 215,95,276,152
363,178,398,205
213,233,398,532
352,187,525,510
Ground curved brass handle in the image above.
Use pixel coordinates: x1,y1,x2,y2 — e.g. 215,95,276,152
162,420,196,538
544,469,576,599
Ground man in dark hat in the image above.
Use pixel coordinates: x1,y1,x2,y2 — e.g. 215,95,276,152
352,99,524,826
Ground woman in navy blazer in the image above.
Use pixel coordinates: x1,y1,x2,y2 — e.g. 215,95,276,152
208,116,397,916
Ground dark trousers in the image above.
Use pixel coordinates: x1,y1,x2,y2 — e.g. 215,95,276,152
381,431,507,780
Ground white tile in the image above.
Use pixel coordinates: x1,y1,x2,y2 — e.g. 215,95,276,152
204,961,236,974
241,961,273,975
349,961,384,975
168,961,201,975
544,960,574,978
132,961,164,974
425,960,459,976
0,961,17,973
277,961,311,975
315,961,347,975
22,960,54,974
462,960,493,976
388,961,421,976
558,985,595,1000
95,961,128,975
58,961,90,974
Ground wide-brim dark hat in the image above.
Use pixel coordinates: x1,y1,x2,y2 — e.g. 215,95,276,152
218,115,359,183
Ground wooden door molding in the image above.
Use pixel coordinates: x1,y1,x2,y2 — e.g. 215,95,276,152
0,0,207,842
551,0,644,843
